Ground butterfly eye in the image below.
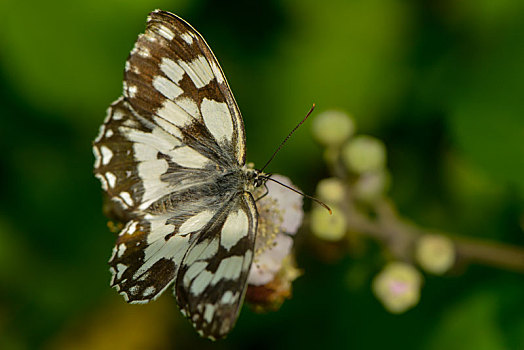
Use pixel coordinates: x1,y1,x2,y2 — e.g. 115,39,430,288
254,178,264,188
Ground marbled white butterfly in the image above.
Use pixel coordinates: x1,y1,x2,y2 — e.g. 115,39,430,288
93,10,269,339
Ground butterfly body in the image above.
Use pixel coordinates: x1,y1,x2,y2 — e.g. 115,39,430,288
93,10,266,339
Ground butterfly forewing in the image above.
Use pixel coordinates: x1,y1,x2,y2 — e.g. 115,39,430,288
93,97,146,218
93,9,258,339
124,10,246,166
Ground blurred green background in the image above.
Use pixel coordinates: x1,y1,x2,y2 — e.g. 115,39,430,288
1,0,524,349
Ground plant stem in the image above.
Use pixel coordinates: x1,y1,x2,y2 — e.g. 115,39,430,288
342,196,524,273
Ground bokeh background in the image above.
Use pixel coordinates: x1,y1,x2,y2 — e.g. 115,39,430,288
1,0,524,349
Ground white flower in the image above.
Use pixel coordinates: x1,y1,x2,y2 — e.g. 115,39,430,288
247,175,304,286
248,235,294,286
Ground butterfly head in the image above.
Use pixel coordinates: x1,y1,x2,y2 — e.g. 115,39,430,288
244,168,267,191
253,173,266,188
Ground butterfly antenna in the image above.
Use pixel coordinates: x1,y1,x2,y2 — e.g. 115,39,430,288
259,104,316,173
263,176,332,215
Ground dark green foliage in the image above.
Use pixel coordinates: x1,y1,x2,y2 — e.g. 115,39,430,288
0,0,523,348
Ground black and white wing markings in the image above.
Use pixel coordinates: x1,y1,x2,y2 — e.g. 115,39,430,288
123,9,246,167
107,170,253,304
176,192,257,339
93,98,146,218
93,97,220,218
95,101,249,304
93,9,262,340
107,215,182,303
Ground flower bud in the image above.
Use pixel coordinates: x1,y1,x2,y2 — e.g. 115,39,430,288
342,135,386,174
310,205,347,241
372,262,422,314
312,110,355,147
353,171,390,202
415,234,455,275
316,177,346,204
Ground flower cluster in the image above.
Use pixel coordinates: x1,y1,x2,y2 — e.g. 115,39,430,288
311,110,390,242
310,109,457,314
243,109,461,316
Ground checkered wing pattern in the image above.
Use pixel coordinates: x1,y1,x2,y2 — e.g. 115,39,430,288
93,10,257,340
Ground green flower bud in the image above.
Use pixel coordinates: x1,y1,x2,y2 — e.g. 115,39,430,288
372,262,422,314
415,234,455,275
316,178,346,204
353,171,390,202
342,135,386,174
310,205,347,241
312,110,355,147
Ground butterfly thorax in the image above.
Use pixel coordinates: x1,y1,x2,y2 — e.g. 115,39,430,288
145,168,246,216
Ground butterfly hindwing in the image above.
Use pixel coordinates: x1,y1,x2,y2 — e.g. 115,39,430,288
176,192,257,339
108,170,252,305
108,215,185,303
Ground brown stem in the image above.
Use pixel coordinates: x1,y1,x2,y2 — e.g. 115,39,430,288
453,237,524,273
341,195,524,273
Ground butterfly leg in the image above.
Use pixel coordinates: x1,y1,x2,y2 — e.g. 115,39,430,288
255,182,270,202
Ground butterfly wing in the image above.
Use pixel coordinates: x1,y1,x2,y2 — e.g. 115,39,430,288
175,192,257,339
93,10,258,339
94,97,236,303
124,9,246,166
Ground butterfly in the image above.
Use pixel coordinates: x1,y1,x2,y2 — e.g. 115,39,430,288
93,9,269,340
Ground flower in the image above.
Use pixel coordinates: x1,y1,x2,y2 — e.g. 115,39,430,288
246,175,304,310
372,262,423,314
248,175,303,285
248,234,294,286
